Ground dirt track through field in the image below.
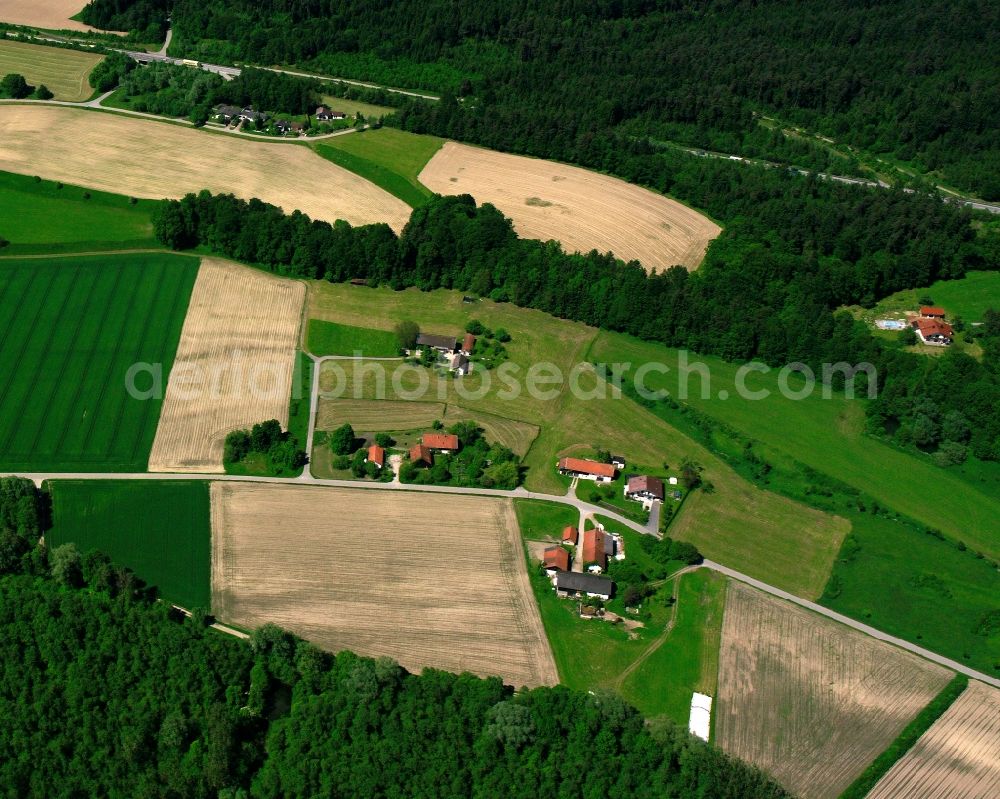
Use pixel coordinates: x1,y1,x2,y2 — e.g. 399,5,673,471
0,106,411,230
419,141,721,271
0,0,106,32
211,482,558,687
148,260,304,472
866,680,1000,799
715,582,951,799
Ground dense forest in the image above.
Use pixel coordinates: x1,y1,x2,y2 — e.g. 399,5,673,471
81,0,1000,197
0,477,787,798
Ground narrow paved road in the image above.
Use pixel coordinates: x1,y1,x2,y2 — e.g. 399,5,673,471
8,468,999,687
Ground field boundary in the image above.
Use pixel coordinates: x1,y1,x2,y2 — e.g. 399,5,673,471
837,673,969,799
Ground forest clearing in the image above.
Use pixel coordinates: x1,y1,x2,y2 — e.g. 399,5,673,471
210,482,558,687
148,259,304,472
714,582,952,799
866,680,1000,799
0,106,412,230
418,141,721,271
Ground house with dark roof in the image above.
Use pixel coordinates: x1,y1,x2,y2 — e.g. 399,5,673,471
422,432,459,452
543,546,570,573
555,571,614,601
625,475,664,502
315,106,346,121
416,333,457,353
410,444,433,467
366,444,385,468
239,107,267,124
214,104,242,123
557,457,616,482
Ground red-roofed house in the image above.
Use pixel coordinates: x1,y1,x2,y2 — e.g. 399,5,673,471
920,306,946,319
912,317,953,345
562,525,578,544
410,444,433,467
366,444,385,468
581,528,608,570
422,432,460,452
557,457,616,482
543,546,570,573
461,333,477,356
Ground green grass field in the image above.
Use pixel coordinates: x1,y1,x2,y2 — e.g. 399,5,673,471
856,271,1000,324
0,40,103,101
312,127,443,207
48,479,211,609
620,569,727,724
319,95,395,119
310,281,849,597
590,331,1000,560
823,511,1000,675
306,319,401,356
0,253,198,471
0,172,158,254
287,350,314,446
515,498,577,540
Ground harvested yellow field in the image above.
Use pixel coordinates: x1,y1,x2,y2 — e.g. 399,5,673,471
0,0,103,32
419,141,721,271
0,106,412,230
211,482,558,687
316,398,445,433
867,680,1000,799
715,583,951,799
0,40,103,101
148,260,305,472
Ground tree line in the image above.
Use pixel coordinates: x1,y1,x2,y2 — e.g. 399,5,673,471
0,476,789,798
153,189,1000,463
89,0,1000,199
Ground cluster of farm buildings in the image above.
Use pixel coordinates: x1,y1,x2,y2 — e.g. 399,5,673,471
557,456,682,504
213,105,348,136
411,331,477,375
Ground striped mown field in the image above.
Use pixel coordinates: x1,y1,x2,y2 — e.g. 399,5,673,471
0,40,103,101
0,253,198,471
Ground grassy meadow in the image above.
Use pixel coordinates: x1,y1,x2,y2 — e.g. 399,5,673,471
48,480,211,609
319,95,395,119
307,319,401,357
0,253,198,471
0,40,102,101
0,171,158,254
515,499,578,541
590,330,1000,560
312,127,443,207
856,270,1000,324
310,281,848,597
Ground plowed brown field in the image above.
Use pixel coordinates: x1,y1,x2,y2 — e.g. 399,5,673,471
419,141,721,271
210,482,558,687
0,106,411,230
715,582,951,799
866,680,1000,799
148,259,304,472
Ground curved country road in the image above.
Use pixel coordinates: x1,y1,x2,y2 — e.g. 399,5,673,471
5,467,999,689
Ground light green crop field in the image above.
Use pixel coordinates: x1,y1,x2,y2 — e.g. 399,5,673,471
590,330,1000,560
48,479,211,609
0,40,103,101
312,127,443,207
0,171,158,254
0,253,198,471
306,319,401,357
310,281,849,598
